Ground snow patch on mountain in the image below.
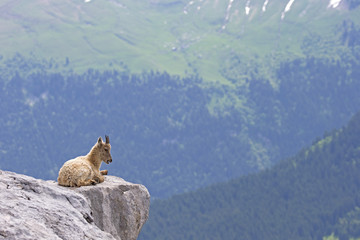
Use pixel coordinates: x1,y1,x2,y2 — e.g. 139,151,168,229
245,0,251,15
183,0,194,14
182,0,346,27
328,0,342,8
262,0,269,12
225,0,234,21
221,0,234,29
281,0,295,20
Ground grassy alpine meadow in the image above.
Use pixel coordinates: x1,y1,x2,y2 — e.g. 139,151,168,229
1,0,359,83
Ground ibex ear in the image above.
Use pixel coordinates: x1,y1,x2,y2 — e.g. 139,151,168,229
98,137,103,144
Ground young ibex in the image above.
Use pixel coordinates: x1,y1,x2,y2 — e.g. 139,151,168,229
58,135,112,187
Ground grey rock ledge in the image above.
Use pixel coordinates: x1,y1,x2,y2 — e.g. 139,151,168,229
0,170,150,240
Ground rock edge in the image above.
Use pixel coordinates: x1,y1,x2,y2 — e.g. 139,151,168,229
0,170,150,240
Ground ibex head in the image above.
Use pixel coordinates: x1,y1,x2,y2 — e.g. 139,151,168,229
97,135,112,164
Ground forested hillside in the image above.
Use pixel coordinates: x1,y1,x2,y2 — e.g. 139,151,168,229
1,1,360,239
0,66,256,198
1,22,360,199
0,3,360,200
139,110,360,240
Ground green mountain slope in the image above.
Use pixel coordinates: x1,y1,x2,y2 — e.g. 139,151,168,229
1,39,360,200
1,0,359,83
1,0,360,200
139,111,360,239
1,26,360,199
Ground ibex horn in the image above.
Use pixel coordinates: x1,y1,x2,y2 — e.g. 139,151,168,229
105,135,110,144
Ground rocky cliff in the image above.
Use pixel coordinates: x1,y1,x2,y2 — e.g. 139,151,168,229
0,170,150,240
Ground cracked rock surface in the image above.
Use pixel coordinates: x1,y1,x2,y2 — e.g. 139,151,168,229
0,170,150,240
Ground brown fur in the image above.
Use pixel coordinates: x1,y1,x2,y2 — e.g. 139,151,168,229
58,136,112,187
